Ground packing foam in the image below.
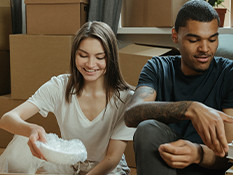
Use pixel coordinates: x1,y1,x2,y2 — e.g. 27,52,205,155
35,133,87,165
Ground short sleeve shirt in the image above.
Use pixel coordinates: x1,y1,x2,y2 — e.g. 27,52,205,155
137,56,233,143
28,74,135,161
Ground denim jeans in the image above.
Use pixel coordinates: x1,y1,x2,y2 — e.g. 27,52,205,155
133,120,225,175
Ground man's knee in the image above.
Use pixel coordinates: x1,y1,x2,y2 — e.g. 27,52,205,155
134,120,177,149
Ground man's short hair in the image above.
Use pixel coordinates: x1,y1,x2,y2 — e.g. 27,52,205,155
175,0,220,32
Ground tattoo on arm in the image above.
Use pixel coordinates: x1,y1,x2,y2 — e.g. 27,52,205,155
124,87,192,127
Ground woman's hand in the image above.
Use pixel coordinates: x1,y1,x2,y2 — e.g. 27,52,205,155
27,124,47,160
158,139,201,169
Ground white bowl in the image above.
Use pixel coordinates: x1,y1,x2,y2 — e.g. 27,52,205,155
35,133,87,165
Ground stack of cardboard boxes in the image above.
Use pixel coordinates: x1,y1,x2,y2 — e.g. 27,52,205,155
0,0,89,148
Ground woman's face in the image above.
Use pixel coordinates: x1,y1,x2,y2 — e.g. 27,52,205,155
75,37,106,83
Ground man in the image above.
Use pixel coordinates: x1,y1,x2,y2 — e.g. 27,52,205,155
123,0,233,175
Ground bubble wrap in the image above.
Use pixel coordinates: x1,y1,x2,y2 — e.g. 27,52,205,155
36,133,87,165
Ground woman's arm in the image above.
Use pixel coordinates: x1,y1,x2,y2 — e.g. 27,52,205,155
0,101,39,135
86,139,127,175
0,101,47,159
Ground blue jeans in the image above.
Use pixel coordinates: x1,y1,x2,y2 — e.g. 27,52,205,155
133,120,226,175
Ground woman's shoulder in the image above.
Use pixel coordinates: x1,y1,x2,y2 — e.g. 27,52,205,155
117,89,134,103
48,74,71,87
119,88,134,96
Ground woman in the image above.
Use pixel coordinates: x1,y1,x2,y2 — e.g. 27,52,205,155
0,21,135,174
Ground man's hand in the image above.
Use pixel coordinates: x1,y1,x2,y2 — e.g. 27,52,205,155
158,139,201,169
186,102,233,157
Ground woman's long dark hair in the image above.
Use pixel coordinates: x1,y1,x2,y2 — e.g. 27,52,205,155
65,21,130,109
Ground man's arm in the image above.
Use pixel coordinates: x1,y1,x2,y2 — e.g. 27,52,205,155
124,86,233,157
124,86,192,127
158,139,231,170
159,109,233,170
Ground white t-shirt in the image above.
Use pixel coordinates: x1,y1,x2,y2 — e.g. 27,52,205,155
28,74,135,162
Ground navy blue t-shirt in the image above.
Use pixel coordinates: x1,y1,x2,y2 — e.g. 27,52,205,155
137,56,233,143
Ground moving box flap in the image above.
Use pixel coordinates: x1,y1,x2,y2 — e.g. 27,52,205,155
119,44,172,57
119,44,173,87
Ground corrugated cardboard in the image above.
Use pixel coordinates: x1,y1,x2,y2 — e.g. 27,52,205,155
121,0,188,27
10,34,74,99
0,0,12,50
25,0,89,34
0,95,60,148
119,44,171,87
125,141,136,168
0,51,10,95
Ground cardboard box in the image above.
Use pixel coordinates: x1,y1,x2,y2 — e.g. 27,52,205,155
10,34,74,99
0,95,60,148
119,44,171,87
25,0,89,34
121,0,188,27
0,51,10,95
0,0,12,50
125,141,136,168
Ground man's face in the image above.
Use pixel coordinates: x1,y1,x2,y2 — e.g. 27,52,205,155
172,19,219,76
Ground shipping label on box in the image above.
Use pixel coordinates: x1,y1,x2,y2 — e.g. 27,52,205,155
10,34,74,100
119,44,171,87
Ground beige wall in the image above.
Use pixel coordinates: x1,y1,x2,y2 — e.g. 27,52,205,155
231,0,233,27
222,0,231,27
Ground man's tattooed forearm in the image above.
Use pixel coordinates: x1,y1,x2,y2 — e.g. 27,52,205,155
124,101,192,127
